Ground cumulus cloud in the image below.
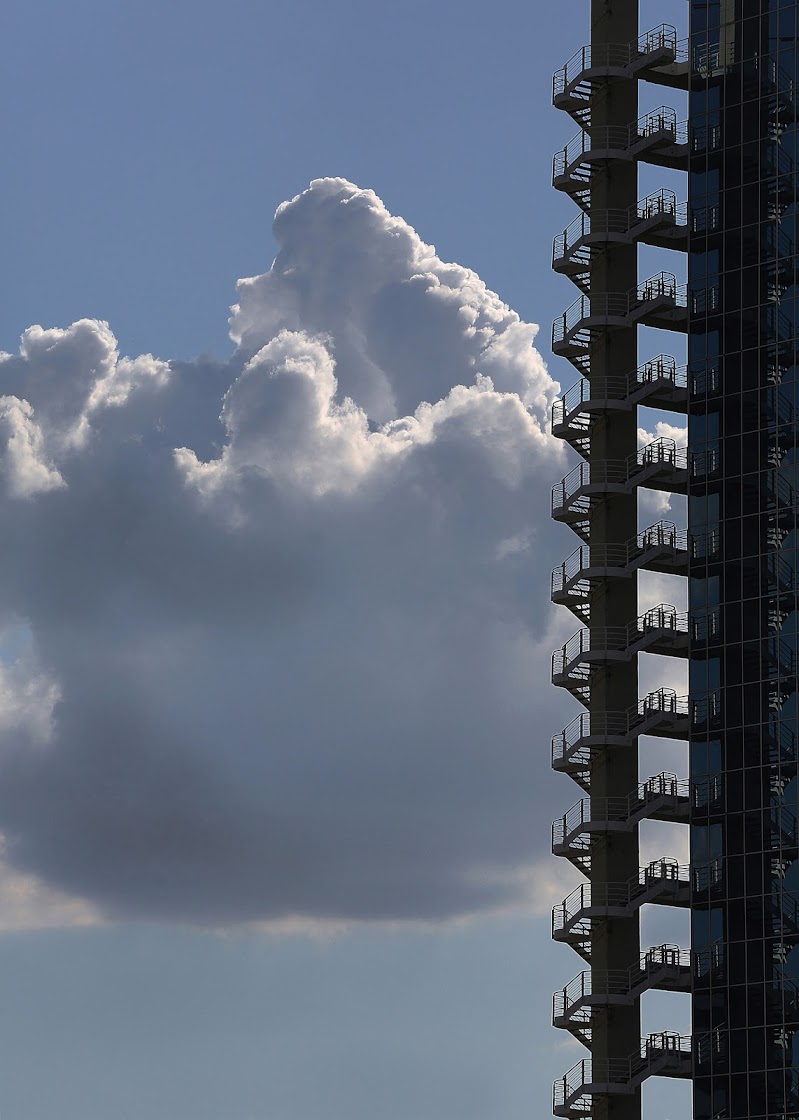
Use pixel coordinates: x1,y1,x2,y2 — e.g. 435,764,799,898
0,396,65,499
230,178,552,421
0,178,570,928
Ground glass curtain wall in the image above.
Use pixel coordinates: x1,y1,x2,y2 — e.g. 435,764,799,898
689,2,799,1118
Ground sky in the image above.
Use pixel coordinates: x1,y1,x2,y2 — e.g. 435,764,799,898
0,1,690,1118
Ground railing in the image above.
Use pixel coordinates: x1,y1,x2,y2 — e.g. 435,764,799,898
552,858,690,935
764,140,795,179
552,605,688,682
765,304,795,343
690,358,720,396
551,689,689,762
691,123,721,153
553,273,688,346
552,355,687,430
692,774,722,808
553,292,630,343
552,24,685,99
690,203,720,232
554,1033,691,1110
767,550,796,593
637,270,689,306
765,386,795,427
554,946,690,1022
552,711,626,761
551,521,687,597
552,460,622,512
764,224,795,261
691,606,721,642
553,107,688,181
753,52,797,102
552,190,688,264
769,889,799,937
771,804,798,849
630,1032,692,1079
692,860,723,894
634,688,690,725
551,437,688,512
765,469,795,510
691,690,721,728
552,774,689,851
693,42,723,75
765,636,798,677
691,446,721,478
689,526,721,559
766,719,797,765
690,285,720,315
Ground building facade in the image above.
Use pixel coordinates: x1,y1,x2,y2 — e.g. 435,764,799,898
689,3,799,1119
549,2,799,1118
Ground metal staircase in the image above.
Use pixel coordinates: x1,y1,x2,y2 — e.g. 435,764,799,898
551,354,688,458
551,438,688,541
551,522,688,623
552,273,687,373
553,945,691,1046
553,108,689,212
551,606,688,705
547,13,691,1120
553,191,687,295
552,774,690,874
552,859,691,962
554,1033,692,1119
552,25,688,124
551,690,690,794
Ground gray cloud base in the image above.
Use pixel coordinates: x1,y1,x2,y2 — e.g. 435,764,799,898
0,178,567,926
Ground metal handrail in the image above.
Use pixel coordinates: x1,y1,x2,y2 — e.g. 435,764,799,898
551,437,688,511
764,224,795,260
553,859,690,934
552,354,687,430
634,688,690,722
754,52,797,100
553,774,689,849
553,107,688,180
766,720,797,764
551,522,687,597
765,469,795,509
553,273,688,345
638,353,687,388
551,689,688,762
554,945,690,1019
552,189,687,264
771,804,799,848
554,1033,691,1105
765,385,795,427
764,141,795,178
692,860,723,893
766,304,795,343
552,24,684,99
766,636,798,677
552,605,688,681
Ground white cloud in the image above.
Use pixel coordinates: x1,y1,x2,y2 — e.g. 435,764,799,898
229,178,555,421
0,396,65,498
638,419,687,447
0,178,576,929
11,319,170,452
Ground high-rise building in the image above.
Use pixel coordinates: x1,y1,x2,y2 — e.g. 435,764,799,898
549,3,799,1119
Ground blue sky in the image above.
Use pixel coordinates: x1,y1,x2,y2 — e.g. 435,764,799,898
3,0,579,361
0,1,690,1118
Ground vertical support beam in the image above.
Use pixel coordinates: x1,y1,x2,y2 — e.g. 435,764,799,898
587,3,641,1117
